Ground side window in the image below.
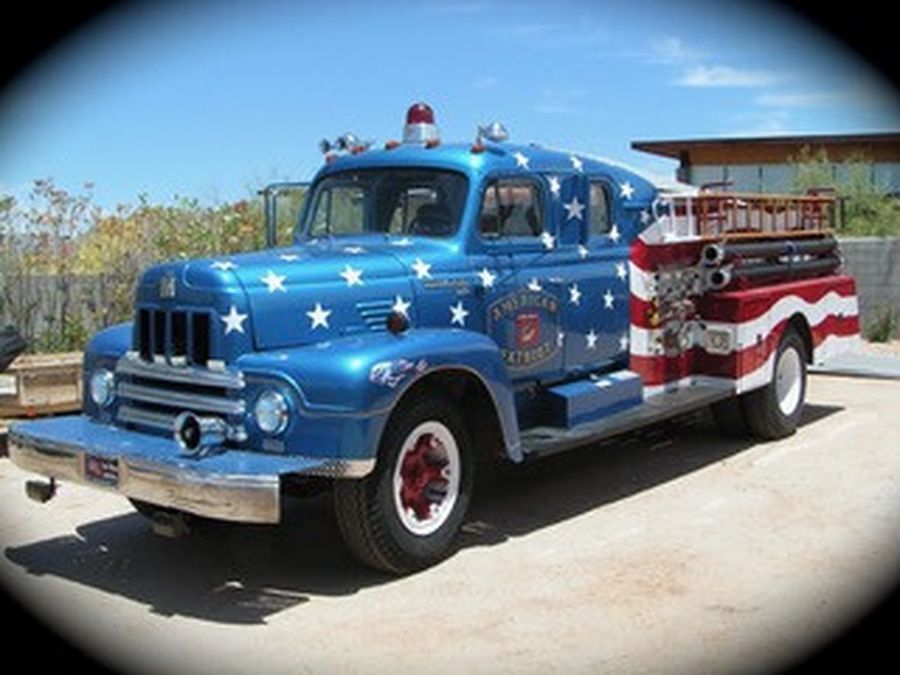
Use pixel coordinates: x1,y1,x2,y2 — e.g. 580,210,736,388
480,179,543,240
311,185,365,237
589,181,611,236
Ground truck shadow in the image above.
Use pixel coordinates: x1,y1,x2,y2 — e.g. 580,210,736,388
4,403,842,625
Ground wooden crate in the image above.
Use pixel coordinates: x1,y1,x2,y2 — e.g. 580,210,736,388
0,352,83,417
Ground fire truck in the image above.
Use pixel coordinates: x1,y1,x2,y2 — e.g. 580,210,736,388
8,104,860,574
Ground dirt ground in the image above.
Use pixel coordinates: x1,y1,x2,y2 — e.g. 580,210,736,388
1,374,899,674
861,338,900,357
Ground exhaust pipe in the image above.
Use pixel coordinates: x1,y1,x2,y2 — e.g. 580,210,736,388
174,412,227,455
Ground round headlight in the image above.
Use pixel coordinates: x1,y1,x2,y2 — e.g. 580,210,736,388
89,369,115,408
254,390,289,435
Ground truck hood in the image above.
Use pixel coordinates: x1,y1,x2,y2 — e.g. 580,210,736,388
138,239,452,354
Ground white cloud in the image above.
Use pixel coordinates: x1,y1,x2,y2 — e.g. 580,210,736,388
755,92,836,108
730,109,795,136
647,36,705,64
676,65,783,88
530,102,583,116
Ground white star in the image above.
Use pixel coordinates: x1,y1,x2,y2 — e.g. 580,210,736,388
211,260,237,271
568,283,582,305
540,231,556,250
570,155,584,172
619,333,630,352
477,267,497,289
603,289,615,309
513,151,530,169
279,253,301,262
563,196,585,221
220,305,248,335
578,245,589,259
343,246,366,255
586,329,599,350
261,270,287,293
340,264,364,287
557,331,565,348
619,182,635,200
391,237,414,247
548,175,561,197
449,301,469,327
616,262,627,280
411,257,432,280
609,224,621,244
527,278,543,292
306,302,332,330
392,295,412,318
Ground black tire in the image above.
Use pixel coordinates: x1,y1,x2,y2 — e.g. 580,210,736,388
333,394,474,575
742,327,808,440
710,396,750,437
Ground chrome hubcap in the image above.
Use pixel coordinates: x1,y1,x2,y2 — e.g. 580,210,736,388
392,421,460,536
775,345,803,416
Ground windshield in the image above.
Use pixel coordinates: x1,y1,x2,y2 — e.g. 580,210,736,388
302,168,468,239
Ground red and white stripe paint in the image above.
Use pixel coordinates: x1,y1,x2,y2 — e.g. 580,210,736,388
628,236,860,398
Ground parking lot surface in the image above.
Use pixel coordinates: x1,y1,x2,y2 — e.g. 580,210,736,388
1,374,899,674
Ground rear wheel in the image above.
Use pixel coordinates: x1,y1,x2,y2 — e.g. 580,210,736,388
334,394,473,574
742,327,808,439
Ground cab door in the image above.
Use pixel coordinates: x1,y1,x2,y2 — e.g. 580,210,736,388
469,176,563,385
558,177,630,375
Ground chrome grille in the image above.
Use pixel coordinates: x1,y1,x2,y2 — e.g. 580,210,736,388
114,353,246,441
137,308,211,366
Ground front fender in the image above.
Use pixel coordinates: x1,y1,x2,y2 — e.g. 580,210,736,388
83,322,133,418
236,328,521,462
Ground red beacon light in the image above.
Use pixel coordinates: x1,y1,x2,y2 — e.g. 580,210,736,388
403,102,440,145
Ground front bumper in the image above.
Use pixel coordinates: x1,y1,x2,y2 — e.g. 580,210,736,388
8,416,373,524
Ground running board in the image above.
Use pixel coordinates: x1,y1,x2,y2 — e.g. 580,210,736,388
521,384,735,458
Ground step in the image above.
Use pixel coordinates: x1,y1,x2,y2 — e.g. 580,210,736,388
542,370,643,429
522,382,735,458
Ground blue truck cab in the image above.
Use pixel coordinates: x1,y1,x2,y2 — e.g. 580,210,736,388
11,103,840,573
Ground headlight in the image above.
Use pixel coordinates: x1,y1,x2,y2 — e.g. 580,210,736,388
89,369,115,408
254,389,289,435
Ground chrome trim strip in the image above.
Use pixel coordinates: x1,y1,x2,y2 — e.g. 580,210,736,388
117,405,249,443
117,353,245,390
117,405,175,431
8,432,280,524
117,381,246,415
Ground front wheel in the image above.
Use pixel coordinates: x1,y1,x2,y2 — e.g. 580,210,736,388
333,394,473,574
742,327,808,439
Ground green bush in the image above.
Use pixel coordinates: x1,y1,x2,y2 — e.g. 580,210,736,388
0,178,304,353
865,305,898,343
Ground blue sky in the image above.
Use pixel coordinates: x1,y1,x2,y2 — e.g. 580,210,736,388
0,0,897,209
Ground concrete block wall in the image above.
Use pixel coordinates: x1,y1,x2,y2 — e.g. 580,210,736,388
839,237,900,339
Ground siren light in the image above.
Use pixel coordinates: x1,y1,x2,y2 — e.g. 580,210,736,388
403,102,440,145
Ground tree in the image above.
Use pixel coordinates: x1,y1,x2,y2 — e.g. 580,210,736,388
790,146,900,237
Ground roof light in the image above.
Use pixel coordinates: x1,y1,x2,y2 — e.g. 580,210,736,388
403,102,440,145
479,122,509,143
406,102,435,125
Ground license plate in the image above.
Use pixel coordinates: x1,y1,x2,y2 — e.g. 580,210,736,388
84,455,119,487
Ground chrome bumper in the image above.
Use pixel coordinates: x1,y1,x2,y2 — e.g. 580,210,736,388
8,433,282,524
